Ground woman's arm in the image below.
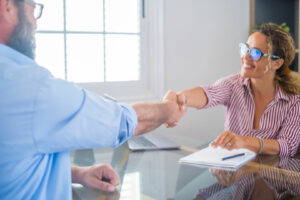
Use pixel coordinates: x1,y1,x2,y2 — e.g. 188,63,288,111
178,87,208,109
212,131,280,155
244,137,280,155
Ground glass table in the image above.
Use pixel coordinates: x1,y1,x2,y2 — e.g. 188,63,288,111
71,142,300,200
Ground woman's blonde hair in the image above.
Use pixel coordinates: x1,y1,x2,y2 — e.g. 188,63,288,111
253,23,300,95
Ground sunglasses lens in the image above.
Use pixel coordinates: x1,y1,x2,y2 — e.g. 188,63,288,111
239,43,248,57
250,49,262,61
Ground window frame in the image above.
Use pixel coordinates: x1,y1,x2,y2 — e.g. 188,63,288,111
36,0,164,102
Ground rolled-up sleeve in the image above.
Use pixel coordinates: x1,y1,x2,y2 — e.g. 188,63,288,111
201,75,235,109
277,100,300,157
32,76,137,153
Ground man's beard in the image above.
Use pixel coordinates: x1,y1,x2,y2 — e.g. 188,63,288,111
7,6,36,59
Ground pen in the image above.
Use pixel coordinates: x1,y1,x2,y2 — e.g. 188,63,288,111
222,153,245,161
101,177,111,183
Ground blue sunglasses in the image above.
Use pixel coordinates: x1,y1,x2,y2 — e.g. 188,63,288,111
239,43,280,61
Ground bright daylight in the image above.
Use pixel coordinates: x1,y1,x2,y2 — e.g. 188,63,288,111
35,0,140,83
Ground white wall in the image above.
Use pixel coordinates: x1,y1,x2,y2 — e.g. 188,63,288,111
150,0,250,147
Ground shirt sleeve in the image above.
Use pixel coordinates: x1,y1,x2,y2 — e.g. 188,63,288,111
201,75,235,109
277,100,300,157
32,75,137,154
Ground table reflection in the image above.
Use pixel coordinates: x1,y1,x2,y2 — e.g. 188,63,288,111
193,156,300,200
71,144,300,200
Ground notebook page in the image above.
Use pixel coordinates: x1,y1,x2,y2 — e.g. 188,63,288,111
179,146,256,169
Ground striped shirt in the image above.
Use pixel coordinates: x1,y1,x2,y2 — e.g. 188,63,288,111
202,74,300,157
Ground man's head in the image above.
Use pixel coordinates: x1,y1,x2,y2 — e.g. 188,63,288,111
0,0,43,59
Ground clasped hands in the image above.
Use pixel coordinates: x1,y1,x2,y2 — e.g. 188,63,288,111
162,90,187,128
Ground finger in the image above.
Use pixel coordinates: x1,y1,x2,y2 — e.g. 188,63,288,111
163,90,176,102
166,121,178,128
213,133,227,146
83,177,115,192
177,93,186,106
218,132,232,147
180,105,187,113
97,180,116,192
227,138,238,150
101,165,120,186
211,135,222,147
222,137,234,149
223,134,233,144
165,123,174,128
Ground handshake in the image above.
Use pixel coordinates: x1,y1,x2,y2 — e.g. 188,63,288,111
133,87,206,136
162,90,188,128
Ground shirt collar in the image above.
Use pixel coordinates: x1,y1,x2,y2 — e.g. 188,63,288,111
275,86,290,102
242,77,290,102
242,77,251,92
0,44,36,65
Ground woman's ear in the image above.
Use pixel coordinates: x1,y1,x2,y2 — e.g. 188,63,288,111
272,58,284,70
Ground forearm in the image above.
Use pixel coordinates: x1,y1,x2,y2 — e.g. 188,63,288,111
244,137,280,155
132,102,172,136
178,87,207,109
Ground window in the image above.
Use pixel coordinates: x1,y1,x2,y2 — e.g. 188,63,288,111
35,0,164,101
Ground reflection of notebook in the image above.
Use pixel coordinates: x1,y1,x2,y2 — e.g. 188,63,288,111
179,146,256,169
127,134,180,151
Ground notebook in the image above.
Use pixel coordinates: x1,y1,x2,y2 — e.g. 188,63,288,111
127,134,180,151
179,145,256,169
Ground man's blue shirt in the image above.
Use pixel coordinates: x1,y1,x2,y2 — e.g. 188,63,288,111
0,44,137,199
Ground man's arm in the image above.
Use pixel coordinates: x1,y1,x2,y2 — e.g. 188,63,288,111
132,91,186,136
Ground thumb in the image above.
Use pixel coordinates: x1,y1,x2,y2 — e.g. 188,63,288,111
163,90,176,101
177,93,186,106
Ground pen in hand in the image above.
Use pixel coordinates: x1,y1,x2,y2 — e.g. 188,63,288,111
101,177,111,183
222,153,245,161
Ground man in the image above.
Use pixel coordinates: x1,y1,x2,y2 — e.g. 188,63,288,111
0,0,186,199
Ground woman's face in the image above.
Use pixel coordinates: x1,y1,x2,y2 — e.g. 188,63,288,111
240,32,277,79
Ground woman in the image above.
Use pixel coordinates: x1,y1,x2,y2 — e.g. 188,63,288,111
178,23,300,157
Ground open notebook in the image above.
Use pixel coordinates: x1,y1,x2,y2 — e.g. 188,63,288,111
179,146,256,169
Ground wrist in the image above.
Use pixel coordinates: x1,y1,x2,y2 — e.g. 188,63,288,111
71,166,89,184
243,136,260,153
162,100,176,123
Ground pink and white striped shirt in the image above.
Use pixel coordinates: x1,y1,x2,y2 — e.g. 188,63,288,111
202,74,300,157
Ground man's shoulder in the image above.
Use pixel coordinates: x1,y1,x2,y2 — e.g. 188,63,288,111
0,58,51,82
0,59,54,103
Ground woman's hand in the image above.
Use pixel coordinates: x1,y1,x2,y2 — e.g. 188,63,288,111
210,168,250,186
211,131,254,150
72,164,119,192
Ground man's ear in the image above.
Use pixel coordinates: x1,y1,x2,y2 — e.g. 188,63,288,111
0,0,18,21
272,58,284,71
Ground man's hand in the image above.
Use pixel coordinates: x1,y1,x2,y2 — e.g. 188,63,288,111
72,164,119,192
132,90,187,135
163,90,187,128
